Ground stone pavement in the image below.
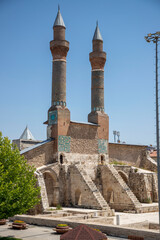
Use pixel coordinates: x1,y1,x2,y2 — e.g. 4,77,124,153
114,211,159,226
0,223,127,240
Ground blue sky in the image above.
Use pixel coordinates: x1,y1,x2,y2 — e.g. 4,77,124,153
0,0,160,145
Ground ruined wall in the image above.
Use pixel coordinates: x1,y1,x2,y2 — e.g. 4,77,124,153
99,165,141,212
23,141,56,168
139,150,157,172
113,165,158,203
109,143,147,166
129,172,158,203
68,165,112,213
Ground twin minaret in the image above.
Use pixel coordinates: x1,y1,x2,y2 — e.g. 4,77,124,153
47,8,109,141
50,7,69,108
89,22,106,113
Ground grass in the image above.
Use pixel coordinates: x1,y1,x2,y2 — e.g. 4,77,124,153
56,204,62,210
110,159,126,165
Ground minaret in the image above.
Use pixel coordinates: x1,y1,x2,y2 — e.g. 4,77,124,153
47,7,70,140
51,6,69,107
88,22,109,141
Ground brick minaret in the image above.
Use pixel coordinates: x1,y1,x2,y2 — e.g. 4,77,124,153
88,22,109,141
47,7,70,142
51,6,69,107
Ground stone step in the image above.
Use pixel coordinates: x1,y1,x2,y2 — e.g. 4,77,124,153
76,165,112,213
105,164,142,210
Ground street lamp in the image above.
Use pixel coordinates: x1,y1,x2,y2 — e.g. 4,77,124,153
117,131,120,143
145,32,160,226
113,130,117,143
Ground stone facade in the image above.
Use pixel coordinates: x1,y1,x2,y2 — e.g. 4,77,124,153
20,10,158,216
23,140,56,169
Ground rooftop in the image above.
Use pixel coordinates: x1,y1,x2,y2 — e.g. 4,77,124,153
20,126,35,140
20,139,53,154
53,6,65,28
93,21,103,41
60,224,107,240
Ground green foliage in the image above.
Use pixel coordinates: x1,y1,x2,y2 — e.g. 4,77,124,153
0,132,40,219
134,168,138,173
57,224,68,227
144,197,152,203
56,204,62,210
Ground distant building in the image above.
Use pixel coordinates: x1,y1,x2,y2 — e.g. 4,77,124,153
12,126,41,151
150,150,157,161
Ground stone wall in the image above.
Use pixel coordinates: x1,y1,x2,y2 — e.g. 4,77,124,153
12,139,42,151
23,141,56,168
129,172,152,203
139,150,157,172
109,143,147,166
68,165,112,212
114,165,158,203
60,153,108,180
99,165,142,212
69,122,99,154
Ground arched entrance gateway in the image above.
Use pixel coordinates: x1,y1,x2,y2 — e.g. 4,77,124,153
43,170,59,207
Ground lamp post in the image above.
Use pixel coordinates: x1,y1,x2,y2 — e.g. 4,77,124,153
117,131,120,143
144,32,160,226
113,130,117,143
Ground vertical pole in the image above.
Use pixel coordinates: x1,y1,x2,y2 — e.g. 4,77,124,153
155,38,160,228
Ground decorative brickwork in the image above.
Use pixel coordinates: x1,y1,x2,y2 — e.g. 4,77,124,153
98,139,108,154
58,135,71,152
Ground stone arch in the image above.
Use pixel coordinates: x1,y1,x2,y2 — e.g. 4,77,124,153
43,170,59,207
118,170,128,184
75,189,82,206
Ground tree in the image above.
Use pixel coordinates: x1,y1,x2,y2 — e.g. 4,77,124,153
0,132,40,219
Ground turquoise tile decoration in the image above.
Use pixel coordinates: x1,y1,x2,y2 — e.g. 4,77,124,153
98,139,108,154
49,110,57,125
58,135,71,152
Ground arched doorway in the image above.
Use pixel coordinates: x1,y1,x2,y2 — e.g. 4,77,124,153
101,155,105,165
75,189,82,206
60,154,63,164
43,171,59,207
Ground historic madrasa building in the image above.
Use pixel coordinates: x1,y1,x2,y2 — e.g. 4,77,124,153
18,8,158,215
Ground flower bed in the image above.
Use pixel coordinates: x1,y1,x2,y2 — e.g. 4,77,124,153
53,224,72,234
12,220,27,230
0,219,6,225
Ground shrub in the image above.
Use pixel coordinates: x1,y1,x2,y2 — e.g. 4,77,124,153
57,224,68,227
56,204,62,210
